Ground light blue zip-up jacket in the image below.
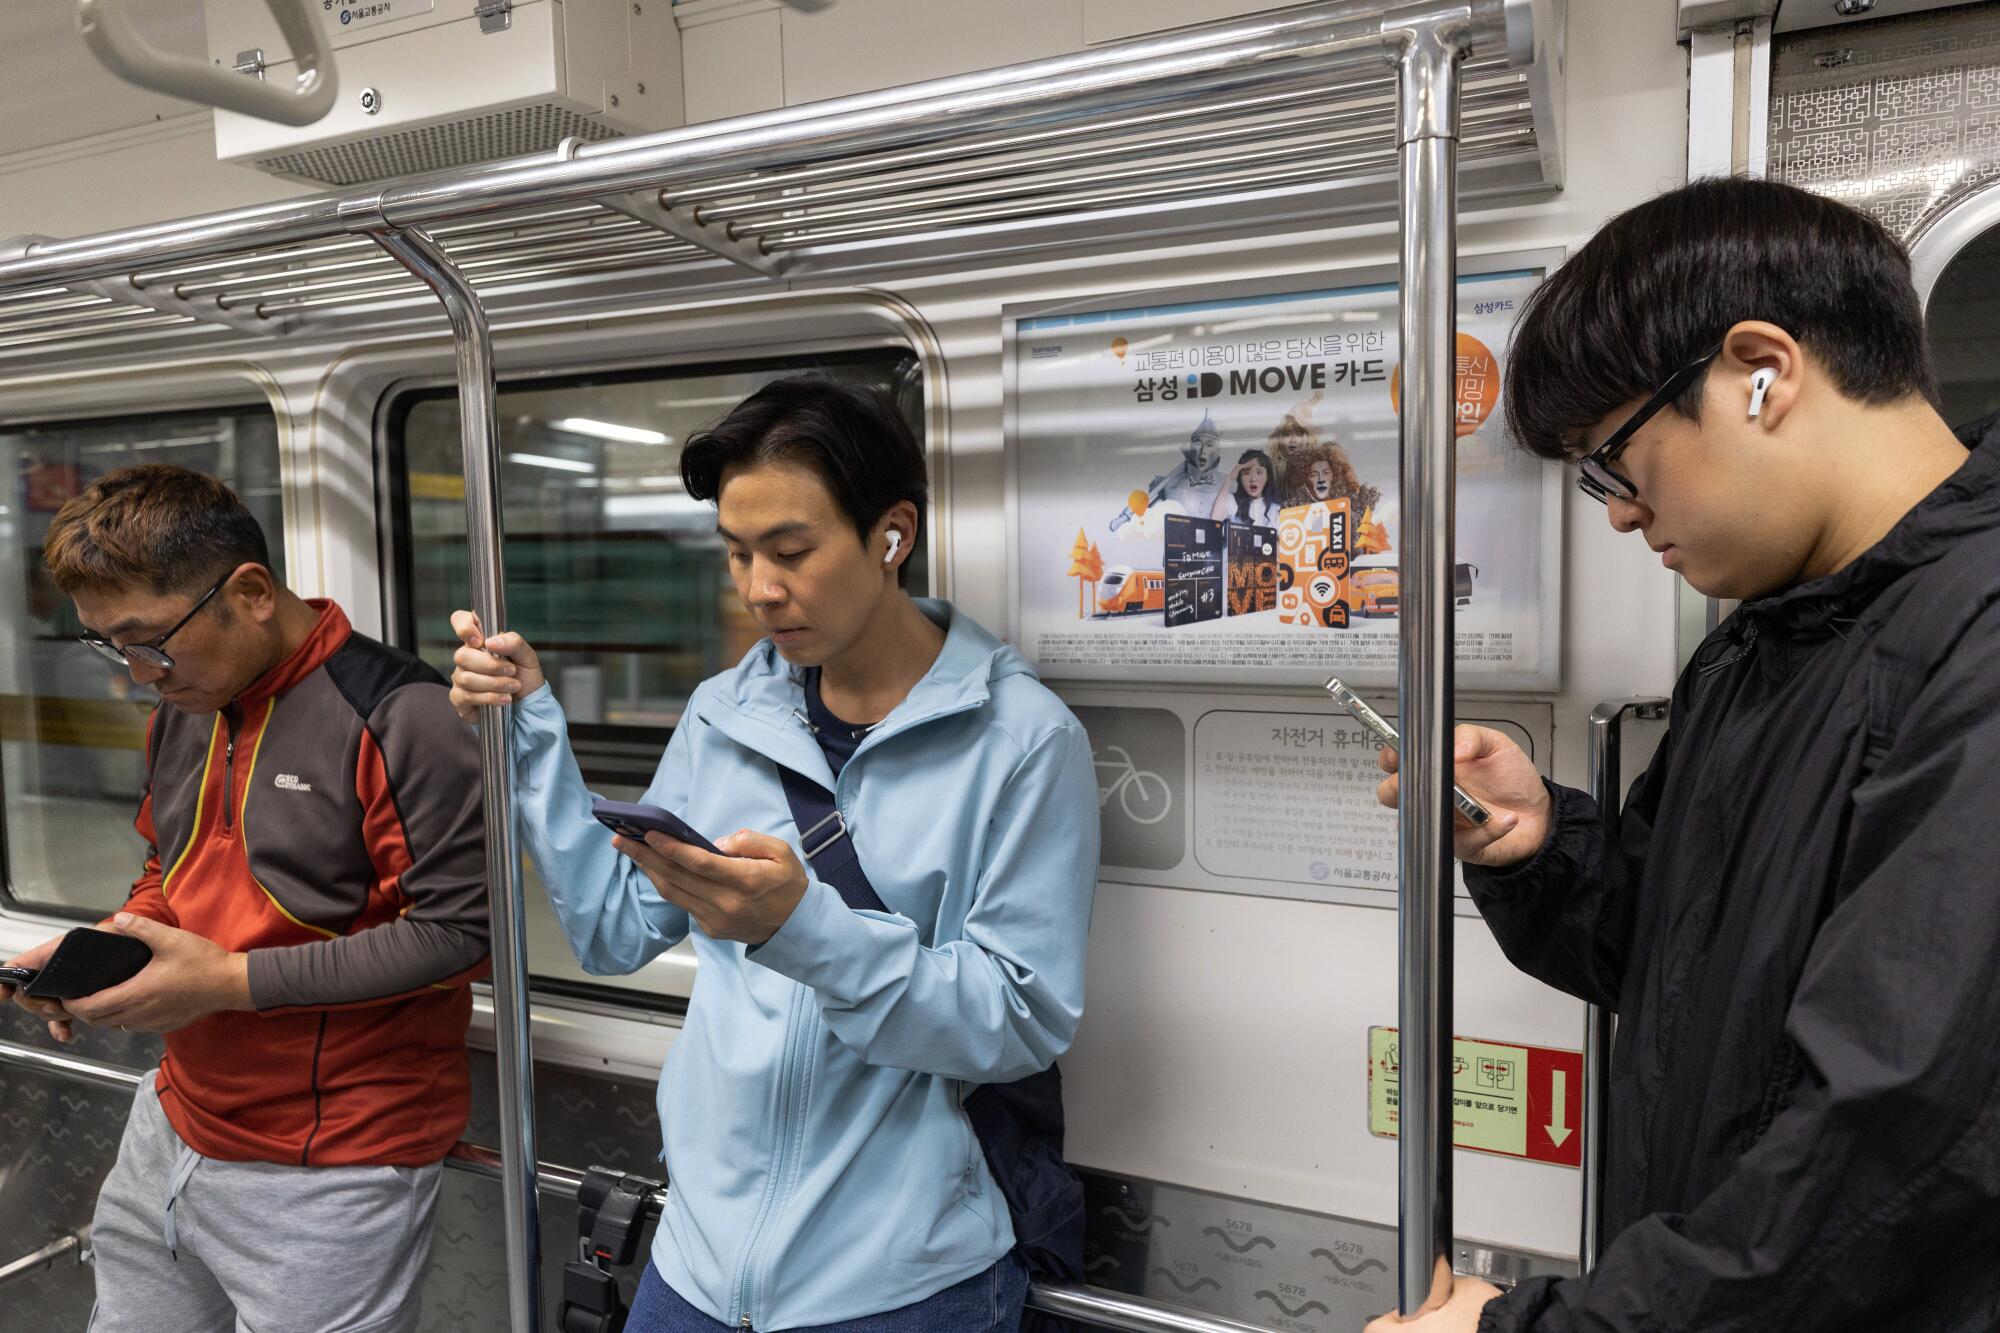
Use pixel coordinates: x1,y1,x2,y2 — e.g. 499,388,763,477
509,600,1099,1329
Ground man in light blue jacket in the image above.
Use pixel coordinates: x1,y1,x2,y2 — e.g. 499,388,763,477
449,376,1100,1332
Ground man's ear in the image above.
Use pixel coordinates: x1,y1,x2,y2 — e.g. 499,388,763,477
875,501,919,572
225,562,281,624
1718,321,1802,431
880,500,916,556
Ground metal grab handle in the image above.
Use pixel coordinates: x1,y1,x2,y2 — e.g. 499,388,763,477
77,0,337,126
1580,699,1667,1271
0,1230,88,1287
1028,1282,1286,1332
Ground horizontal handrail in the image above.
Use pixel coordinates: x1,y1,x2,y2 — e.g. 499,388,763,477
1029,1282,1289,1332
0,1039,1292,1333
0,1230,88,1287
0,1037,143,1092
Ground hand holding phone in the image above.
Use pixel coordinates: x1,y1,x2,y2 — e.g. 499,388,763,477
1324,677,1492,826
18,928,155,1000
2,934,69,1040
591,799,726,856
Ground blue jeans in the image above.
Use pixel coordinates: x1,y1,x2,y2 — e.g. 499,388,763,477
627,1255,1029,1332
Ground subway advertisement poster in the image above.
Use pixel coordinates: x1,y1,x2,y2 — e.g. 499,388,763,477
1009,269,1562,689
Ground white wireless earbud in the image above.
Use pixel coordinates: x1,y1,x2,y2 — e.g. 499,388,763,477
1748,367,1778,419
884,531,902,565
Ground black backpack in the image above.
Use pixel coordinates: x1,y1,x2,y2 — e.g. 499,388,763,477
778,764,1087,1333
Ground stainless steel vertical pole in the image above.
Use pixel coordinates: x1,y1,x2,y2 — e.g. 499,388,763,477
1581,705,1619,1275
373,225,543,1333
1579,1003,1613,1272
1391,15,1466,1318
1581,698,1666,1273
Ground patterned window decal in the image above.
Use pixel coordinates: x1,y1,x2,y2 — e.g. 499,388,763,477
1770,5,2000,239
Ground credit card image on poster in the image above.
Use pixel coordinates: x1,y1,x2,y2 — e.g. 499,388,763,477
1163,513,1224,579
1278,499,1353,629
1226,523,1277,616
1163,513,1225,628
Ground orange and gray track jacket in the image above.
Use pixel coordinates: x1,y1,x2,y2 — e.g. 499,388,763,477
123,600,489,1167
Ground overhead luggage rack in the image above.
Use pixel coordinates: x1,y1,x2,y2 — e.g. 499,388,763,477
0,0,1560,362
0,206,708,353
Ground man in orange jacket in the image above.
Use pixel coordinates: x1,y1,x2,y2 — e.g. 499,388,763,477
2,465,490,1333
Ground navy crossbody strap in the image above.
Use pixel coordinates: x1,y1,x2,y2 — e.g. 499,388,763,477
775,762,890,915
772,760,1088,1329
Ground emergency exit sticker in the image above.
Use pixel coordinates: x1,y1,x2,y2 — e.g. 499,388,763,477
1366,1027,1583,1169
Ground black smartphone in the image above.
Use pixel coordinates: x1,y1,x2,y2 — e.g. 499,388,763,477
21,928,153,1000
0,965,37,988
590,799,726,856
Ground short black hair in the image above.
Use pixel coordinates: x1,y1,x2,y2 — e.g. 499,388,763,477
679,375,927,586
1504,176,1938,460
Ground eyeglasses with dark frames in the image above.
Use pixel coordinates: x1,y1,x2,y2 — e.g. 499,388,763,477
1574,343,1723,504
78,572,231,671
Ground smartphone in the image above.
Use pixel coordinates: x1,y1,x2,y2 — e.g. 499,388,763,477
591,799,726,856
0,965,36,987
18,928,153,1000
1324,676,1492,827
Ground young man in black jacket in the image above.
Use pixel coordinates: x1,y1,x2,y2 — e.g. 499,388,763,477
1369,177,2000,1333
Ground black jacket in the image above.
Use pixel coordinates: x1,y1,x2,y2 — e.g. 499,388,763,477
1476,413,2000,1333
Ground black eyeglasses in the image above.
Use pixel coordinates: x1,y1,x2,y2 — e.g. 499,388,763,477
1575,343,1723,504
79,573,230,671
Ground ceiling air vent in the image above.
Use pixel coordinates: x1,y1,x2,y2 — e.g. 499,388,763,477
253,103,625,187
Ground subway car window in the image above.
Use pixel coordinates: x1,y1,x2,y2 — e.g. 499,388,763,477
385,350,924,1000
0,405,285,918
1928,220,2000,429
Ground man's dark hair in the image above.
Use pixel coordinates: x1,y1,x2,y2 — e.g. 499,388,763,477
44,463,272,596
680,375,928,586
1504,176,1938,460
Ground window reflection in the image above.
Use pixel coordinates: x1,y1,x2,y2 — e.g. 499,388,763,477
0,406,285,916
394,354,925,729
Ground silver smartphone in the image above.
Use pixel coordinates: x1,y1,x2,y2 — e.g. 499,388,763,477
1324,676,1492,826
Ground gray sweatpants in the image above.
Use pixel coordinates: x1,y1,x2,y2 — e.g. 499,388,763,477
88,1072,442,1333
